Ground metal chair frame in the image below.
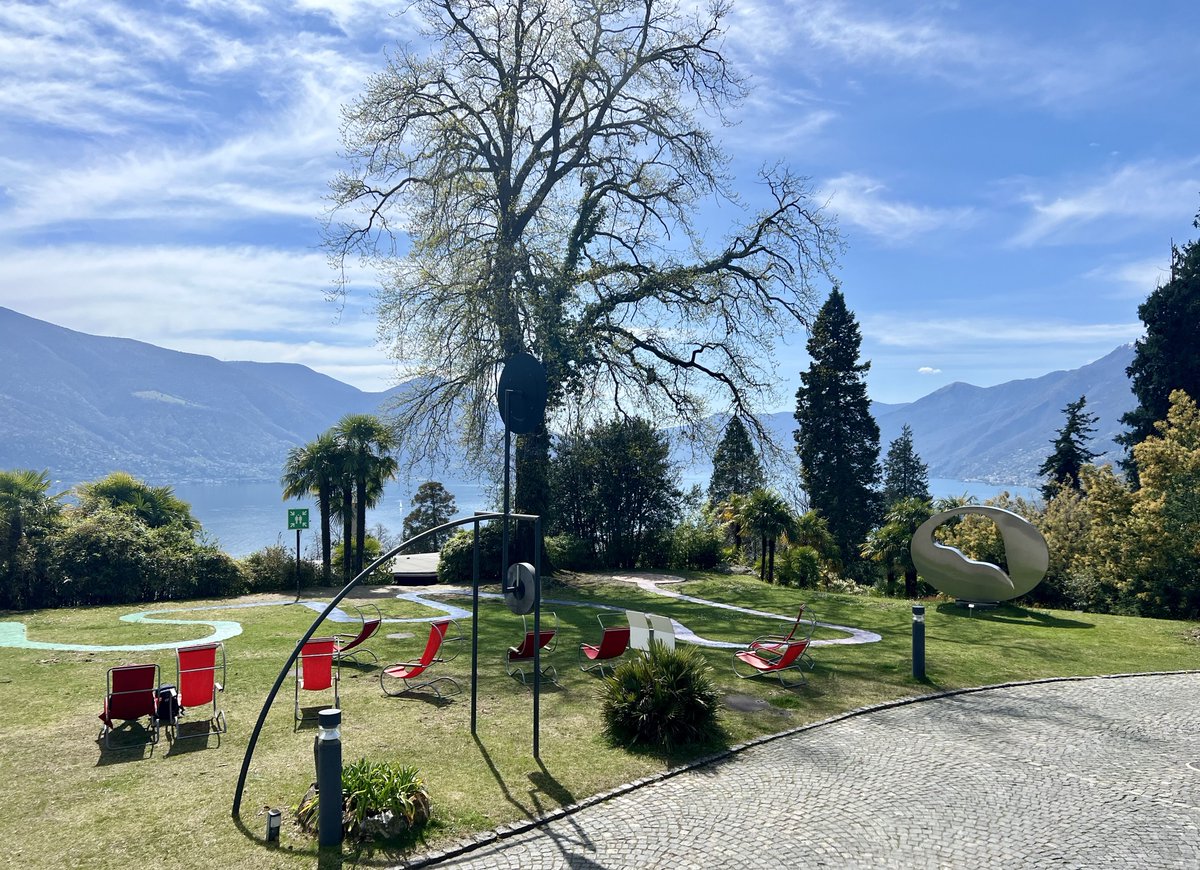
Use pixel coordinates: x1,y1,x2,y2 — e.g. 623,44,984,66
294,636,340,721
334,602,383,666
505,611,558,686
732,638,812,688
99,663,161,749
170,641,227,742
578,612,630,676
380,618,463,698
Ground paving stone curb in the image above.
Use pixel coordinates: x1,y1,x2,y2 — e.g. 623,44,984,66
390,669,1200,868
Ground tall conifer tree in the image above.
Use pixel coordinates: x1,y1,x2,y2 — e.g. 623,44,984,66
707,416,765,506
793,288,881,566
882,424,930,506
1039,395,1098,500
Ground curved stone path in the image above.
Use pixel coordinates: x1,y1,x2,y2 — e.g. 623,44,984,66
410,672,1200,869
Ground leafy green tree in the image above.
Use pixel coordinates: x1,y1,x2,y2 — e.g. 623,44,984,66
707,417,765,507
326,0,838,516
1118,209,1200,481
739,489,797,585
76,472,197,531
1038,395,1098,500
793,288,882,567
402,481,458,552
334,415,399,578
0,469,65,609
281,432,341,584
862,497,933,598
549,418,680,569
882,424,930,505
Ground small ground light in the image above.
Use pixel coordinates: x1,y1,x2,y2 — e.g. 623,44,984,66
266,808,281,843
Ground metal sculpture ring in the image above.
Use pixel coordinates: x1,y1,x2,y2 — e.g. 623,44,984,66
909,506,1049,602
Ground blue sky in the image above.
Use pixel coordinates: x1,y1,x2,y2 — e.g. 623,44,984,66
1,0,1197,408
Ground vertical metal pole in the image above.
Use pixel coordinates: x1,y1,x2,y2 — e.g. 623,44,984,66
912,605,926,680
295,528,301,598
501,390,512,586
316,708,343,848
532,517,542,759
470,517,480,737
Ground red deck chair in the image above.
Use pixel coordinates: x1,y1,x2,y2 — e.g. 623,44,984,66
750,606,816,670
98,663,160,749
732,638,811,688
380,619,462,698
294,636,340,721
335,603,382,666
506,612,558,685
170,641,227,742
579,612,630,676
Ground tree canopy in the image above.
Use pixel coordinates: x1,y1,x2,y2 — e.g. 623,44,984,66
882,424,930,506
793,288,881,567
707,416,765,507
325,0,838,490
402,481,458,552
1118,208,1200,480
1038,395,1098,500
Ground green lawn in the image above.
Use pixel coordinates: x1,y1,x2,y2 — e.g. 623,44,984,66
1,573,1196,868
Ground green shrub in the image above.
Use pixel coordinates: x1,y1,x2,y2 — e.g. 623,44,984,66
295,758,431,842
332,535,393,584
545,534,593,572
775,545,822,588
669,518,725,571
241,544,318,593
600,643,722,752
437,522,503,584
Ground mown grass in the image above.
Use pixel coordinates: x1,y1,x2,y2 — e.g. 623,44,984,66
0,572,1196,868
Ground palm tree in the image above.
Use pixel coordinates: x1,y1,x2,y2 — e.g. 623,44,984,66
281,433,342,584
740,489,798,585
76,472,197,530
0,469,65,609
863,498,934,598
334,414,399,577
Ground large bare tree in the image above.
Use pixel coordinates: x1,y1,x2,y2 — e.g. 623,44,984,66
325,0,839,514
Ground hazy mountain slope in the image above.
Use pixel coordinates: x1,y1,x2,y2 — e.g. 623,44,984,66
0,307,405,482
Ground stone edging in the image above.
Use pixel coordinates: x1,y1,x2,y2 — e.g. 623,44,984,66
393,669,1200,868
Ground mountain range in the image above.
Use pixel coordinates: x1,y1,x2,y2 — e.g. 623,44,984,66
0,306,1136,487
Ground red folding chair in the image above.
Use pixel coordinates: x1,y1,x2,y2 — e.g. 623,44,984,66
98,663,160,749
335,603,382,666
380,619,462,698
506,612,558,685
294,637,340,721
579,613,630,676
169,641,227,742
732,638,812,688
750,606,816,670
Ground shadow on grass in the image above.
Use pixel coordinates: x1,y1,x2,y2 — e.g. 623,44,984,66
94,729,157,765
935,603,1094,630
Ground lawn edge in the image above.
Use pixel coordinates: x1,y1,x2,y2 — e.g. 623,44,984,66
392,668,1200,868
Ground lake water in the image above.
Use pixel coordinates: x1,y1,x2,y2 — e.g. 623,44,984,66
173,476,1038,558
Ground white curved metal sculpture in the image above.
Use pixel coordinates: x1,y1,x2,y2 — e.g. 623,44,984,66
910,506,1049,602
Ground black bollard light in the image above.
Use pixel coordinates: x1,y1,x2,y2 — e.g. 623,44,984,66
912,605,926,680
316,708,343,848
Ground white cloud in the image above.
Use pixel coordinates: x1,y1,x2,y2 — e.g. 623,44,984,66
1085,255,1175,298
917,366,940,375
0,243,393,390
862,314,1142,350
823,173,973,243
1012,160,1200,247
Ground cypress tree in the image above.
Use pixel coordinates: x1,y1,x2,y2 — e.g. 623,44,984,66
882,424,930,506
707,416,765,506
793,288,882,567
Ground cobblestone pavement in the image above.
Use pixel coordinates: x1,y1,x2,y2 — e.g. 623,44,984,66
417,673,1200,869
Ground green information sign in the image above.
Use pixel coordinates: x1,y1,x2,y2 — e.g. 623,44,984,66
287,508,310,530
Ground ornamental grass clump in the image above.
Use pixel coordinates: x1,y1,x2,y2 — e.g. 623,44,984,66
296,758,431,842
600,643,723,751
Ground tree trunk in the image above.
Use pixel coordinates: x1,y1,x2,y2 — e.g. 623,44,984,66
767,538,777,585
905,566,918,599
514,425,550,565
355,477,367,576
341,488,353,583
319,486,332,585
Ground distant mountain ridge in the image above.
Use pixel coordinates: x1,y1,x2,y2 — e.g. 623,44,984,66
750,344,1136,487
0,307,1137,488
0,307,408,482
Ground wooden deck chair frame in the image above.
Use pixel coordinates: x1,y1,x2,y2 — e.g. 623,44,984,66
380,618,463,698
750,606,816,670
294,636,340,721
99,663,161,749
578,612,630,676
732,638,811,688
505,611,559,686
334,602,383,665
170,641,227,742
